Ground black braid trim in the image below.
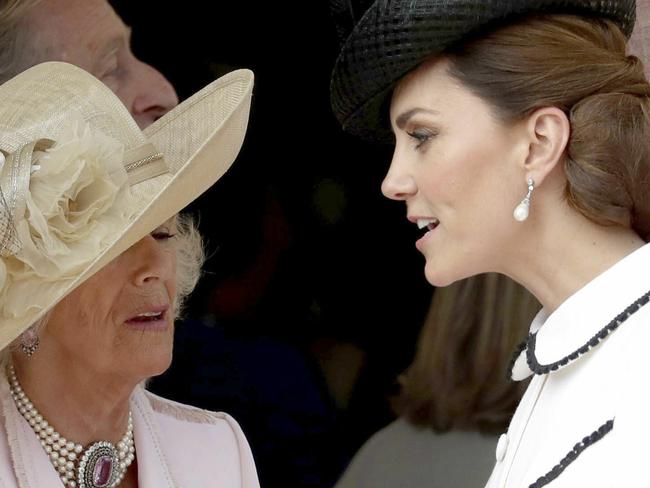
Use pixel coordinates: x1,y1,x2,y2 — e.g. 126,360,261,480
528,419,614,488
526,290,650,375
506,337,529,380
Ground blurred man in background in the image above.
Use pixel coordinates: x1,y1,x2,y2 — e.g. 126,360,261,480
0,0,177,128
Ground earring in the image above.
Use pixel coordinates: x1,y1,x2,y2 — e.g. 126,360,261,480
513,178,535,222
20,328,39,357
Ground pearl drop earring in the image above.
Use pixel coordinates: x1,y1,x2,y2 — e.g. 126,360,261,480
513,178,535,222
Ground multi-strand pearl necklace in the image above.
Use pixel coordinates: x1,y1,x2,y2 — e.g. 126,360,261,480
8,366,135,488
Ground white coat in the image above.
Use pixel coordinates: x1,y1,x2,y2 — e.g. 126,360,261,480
486,243,650,487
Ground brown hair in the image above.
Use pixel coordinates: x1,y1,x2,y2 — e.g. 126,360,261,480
445,15,650,241
0,0,44,83
394,274,539,434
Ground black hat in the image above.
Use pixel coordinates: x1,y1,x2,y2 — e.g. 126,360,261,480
330,0,637,142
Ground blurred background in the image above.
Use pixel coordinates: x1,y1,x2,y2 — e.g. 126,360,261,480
111,1,433,487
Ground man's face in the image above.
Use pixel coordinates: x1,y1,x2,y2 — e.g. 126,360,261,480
24,0,178,128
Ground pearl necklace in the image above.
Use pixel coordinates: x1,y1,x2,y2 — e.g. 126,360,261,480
8,366,135,488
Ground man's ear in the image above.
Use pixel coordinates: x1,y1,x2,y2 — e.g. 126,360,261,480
520,107,570,186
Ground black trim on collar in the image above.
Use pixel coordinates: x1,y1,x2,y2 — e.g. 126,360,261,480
522,290,650,376
528,419,614,488
507,337,528,380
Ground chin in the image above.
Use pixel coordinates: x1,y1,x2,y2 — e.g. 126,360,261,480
424,268,454,287
148,359,173,378
135,351,174,380
130,335,174,380
148,341,175,374
423,260,469,287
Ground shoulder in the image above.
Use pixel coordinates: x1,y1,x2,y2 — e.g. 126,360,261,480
141,388,248,443
136,389,260,487
144,388,236,425
137,387,252,456
335,419,497,488
602,305,650,483
358,418,495,454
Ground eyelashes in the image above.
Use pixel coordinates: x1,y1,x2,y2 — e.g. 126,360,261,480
407,129,437,149
151,229,176,241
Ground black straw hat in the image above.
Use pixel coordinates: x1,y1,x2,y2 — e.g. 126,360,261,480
330,0,637,142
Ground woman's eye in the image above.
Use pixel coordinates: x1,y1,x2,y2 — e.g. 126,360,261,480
151,229,176,241
407,129,435,149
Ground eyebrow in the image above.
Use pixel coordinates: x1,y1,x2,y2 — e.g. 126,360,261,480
395,108,440,130
96,26,132,60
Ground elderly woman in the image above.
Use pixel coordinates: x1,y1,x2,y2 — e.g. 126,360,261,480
0,62,258,487
331,0,649,486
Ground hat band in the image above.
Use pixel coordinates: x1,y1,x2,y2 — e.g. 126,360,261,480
123,143,168,185
0,140,168,258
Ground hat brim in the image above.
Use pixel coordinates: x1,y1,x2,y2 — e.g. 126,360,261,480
0,64,253,350
330,0,636,142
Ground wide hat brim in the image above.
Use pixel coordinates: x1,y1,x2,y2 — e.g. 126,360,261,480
0,62,253,350
330,0,636,142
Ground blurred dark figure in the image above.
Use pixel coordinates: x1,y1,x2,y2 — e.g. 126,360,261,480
151,183,350,488
335,274,539,488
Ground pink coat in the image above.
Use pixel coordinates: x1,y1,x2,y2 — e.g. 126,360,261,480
0,377,260,487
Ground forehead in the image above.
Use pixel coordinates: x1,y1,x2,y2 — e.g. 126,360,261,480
160,215,178,228
25,0,127,62
390,58,477,119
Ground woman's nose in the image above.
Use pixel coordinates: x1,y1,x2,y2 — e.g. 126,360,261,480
381,155,417,201
129,235,175,286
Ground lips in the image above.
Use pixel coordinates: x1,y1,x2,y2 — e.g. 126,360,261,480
124,305,169,330
416,217,439,236
129,313,163,323
408,215,440,252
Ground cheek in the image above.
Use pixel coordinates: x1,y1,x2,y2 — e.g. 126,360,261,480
430,139,516,235
463,160,522,253
46,295,104,348
168,254,178,298
416,145,482,216
100,75,121,96
48,269,123,337
107,82,131,112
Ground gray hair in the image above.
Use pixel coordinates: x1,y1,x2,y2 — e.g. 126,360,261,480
173,213,205,317
0,212,205,367
0,0,45,84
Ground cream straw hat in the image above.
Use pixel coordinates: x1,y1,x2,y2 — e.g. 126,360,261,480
0,61,254,349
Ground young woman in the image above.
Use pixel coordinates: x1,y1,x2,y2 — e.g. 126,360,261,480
331,1,648,486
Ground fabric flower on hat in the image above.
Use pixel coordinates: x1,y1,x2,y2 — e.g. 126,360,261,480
0,114,136,320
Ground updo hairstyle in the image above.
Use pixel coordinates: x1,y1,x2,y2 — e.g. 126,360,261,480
445,15,650,241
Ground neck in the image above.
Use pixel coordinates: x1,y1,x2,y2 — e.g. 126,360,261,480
499,203,644,313
10,346,135,446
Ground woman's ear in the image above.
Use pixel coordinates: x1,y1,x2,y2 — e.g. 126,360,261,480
521,107,570,186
